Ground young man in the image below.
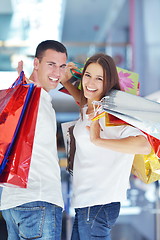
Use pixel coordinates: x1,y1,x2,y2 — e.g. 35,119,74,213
1,40,68,240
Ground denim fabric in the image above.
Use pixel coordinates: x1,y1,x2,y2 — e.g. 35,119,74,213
71,202,120,240
2,201,63,240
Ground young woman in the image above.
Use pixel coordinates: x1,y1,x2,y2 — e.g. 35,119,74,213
61,53,151,240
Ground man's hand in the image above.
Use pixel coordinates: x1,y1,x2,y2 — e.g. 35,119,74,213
17,60,23,75
16,60,40,86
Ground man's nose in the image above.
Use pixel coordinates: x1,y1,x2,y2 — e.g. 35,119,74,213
53,66,61,77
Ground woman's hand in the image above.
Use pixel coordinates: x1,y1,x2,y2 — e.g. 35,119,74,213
60,62,78,84
86,120,101,144
59,62,81,102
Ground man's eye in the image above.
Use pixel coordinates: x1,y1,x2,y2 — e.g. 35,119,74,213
60,65,66,69
48,63,53,66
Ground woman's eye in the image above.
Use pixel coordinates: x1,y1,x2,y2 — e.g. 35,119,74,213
97,77,103,81
84,73,90,77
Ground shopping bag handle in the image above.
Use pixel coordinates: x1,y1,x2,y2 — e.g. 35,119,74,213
11,71,25,88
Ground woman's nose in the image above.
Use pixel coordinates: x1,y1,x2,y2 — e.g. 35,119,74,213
88,77,96,86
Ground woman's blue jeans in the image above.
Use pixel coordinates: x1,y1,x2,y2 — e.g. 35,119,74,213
71,202,120,240
2,201,63,240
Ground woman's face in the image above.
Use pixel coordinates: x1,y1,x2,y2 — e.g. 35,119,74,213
82,62,104,102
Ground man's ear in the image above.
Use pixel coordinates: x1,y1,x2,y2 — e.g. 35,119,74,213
34,58,39,70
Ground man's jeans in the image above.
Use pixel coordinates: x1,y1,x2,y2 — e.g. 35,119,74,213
2,201,63,240
71,202,120,240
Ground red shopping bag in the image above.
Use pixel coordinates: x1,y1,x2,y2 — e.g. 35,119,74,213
147,134,160,158
103,113,160,183
0,85,41,188
0,72,28,165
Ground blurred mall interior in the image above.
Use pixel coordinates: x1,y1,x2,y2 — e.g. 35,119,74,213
0,0,160,239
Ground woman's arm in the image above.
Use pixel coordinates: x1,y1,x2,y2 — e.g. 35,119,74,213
61,80,81,103
87,120,151,155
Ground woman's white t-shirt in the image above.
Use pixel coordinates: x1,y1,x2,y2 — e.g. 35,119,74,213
71,107,144,208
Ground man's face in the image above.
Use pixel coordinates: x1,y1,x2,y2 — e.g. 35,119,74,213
34,49,67,92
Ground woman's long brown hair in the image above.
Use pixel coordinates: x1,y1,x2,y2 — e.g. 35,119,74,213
80,53,121,110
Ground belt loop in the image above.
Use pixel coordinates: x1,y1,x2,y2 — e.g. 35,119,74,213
87,207,90,221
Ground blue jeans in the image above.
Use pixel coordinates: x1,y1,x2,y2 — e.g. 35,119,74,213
71,202,120,240
2,201,63,240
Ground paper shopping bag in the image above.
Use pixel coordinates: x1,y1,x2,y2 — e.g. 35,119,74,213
132,149,160,184
92,110,160,184
94,89,160,140
131,132,160,184
0,72,29,165
61,121,77,175
0,85,41,188
147,134,160,158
